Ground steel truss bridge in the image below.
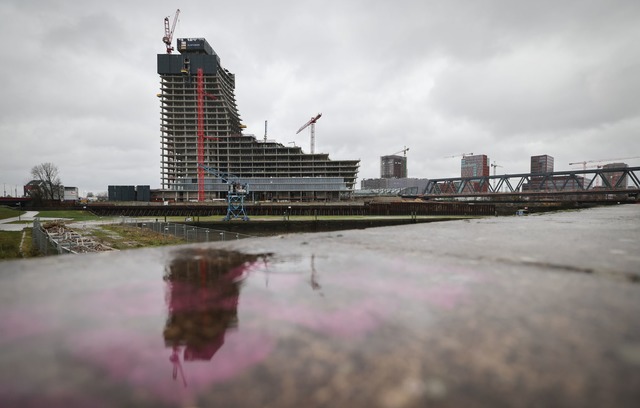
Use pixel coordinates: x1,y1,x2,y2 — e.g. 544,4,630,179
407,167,640,201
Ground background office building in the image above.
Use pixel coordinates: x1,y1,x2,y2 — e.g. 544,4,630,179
531,155,554,174
461,154,489,192
525,155,585,191
602,163,629,189
461,155,489,178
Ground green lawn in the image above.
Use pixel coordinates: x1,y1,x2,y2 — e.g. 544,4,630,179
0,207,25,221
1,208,108,222
0,231,23,259
35,210,107,221
93,224,185,249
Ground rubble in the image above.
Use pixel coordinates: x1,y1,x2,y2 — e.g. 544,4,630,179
41,221,115,253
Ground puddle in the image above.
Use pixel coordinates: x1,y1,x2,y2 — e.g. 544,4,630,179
1,239,638,407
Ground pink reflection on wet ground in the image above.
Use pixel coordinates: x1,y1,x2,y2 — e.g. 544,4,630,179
65,249,277,404
72,326,274,404
239,254,483,341
0,249,486,405
275,298,389,339
0,310,53,345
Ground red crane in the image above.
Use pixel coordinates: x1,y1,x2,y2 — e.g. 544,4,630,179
163,9,180,54
296,113,322,154
196,69,218,202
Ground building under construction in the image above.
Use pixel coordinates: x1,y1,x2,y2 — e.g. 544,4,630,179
157,37,359,202
380,155,407,179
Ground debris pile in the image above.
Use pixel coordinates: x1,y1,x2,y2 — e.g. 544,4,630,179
42,221,114,254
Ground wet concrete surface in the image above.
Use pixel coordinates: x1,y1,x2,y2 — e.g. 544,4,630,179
0,204,639,407
0,211,71,232
0,211,40,231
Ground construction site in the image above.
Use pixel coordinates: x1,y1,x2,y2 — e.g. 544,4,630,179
9,10,638,220
157,10,359,204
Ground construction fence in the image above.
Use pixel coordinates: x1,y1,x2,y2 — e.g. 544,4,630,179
32,218,65,255
31,218,112,255
122,219,255,243
31,218,255,257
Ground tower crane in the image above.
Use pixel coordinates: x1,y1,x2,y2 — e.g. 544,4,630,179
490,161,503,190
391,146,410,157
569,156,640,171
163,9,180,54
490,161,503,176
444,152,473,158
296,113,322,154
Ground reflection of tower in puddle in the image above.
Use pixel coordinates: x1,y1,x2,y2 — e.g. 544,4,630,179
309,254,323,295
163,249,264,384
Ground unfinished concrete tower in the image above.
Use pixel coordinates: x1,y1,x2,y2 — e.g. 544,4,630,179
158,38,241,200
157,37,359,202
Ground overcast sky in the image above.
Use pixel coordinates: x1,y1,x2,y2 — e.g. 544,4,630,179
1,0,639,195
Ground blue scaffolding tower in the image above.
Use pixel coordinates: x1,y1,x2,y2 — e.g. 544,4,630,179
200,165,250,221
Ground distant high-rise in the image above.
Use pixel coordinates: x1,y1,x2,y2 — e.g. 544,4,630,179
461,155,489,178
460,154,489,192
531,155,554,174
380,155,407,178
527,154,555,191
602,163,628,189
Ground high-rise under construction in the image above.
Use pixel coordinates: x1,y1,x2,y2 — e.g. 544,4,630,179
380,155,407,179
157,37,359,202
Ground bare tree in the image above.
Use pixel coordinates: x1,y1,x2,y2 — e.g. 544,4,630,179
30,163,62,201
